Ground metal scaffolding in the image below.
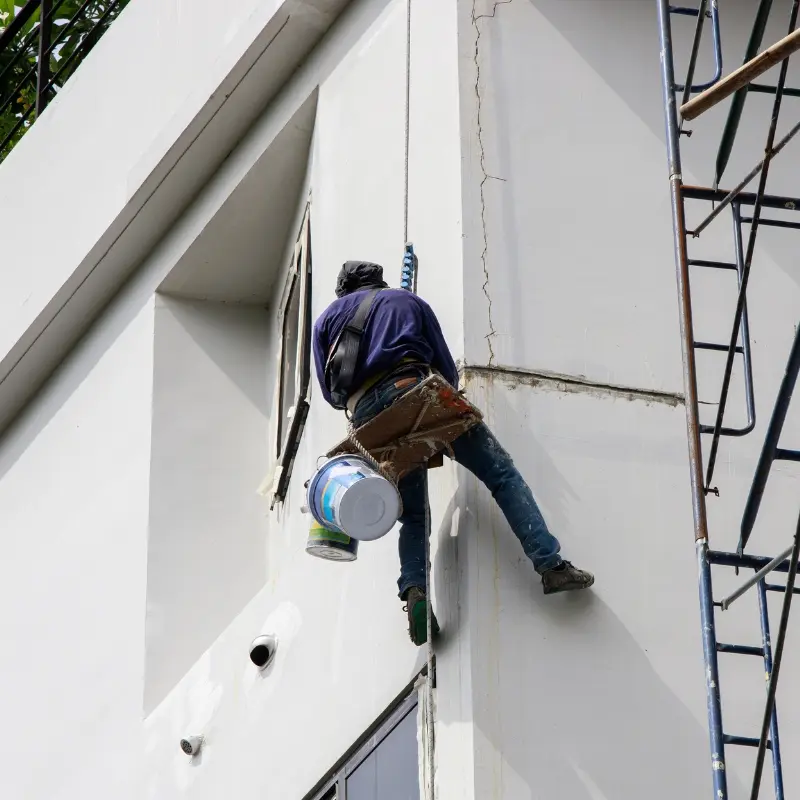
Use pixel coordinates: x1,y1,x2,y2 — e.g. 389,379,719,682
656,2,800,798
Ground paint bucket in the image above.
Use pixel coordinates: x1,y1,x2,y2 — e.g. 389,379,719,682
307,454,400,541
305,521,359,562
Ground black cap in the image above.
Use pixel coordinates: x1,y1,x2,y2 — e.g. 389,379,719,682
335,261,389,297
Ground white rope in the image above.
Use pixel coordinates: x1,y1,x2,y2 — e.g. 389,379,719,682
346,420,404,520
346,420,392,478
423,469,435,798
349,423,434,796
403,0,412,246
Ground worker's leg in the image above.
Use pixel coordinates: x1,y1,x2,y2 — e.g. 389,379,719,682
395,466,428,598
350,365,431,599
450,422,562,573
395,467,440,644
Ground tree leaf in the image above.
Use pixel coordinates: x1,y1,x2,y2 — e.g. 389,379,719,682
20,6,41,37
0,0,16,21
1,0,133,162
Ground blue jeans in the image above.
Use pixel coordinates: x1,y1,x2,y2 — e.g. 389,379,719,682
352,368,562,598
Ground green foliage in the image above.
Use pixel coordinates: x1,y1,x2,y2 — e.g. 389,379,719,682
0,0,130,161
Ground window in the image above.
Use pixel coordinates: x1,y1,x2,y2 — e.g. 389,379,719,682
305,689,421,800
278,271,302,450
346,708,420,800
271,204,312,508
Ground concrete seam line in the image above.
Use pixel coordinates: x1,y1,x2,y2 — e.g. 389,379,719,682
463,364,685,406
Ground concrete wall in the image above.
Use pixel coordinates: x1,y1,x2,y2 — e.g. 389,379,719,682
0,0,282,368
145,298,271,713
459,1,800,797
0,1,470,798
0,294,154,799
141,2,472,797
0,0,352,434
461,373,708,798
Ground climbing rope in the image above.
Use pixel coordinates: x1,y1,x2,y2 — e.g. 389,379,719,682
349,0,433,785
401,0,436,791
346,419,396,481
403,0,412,247
346,418,405,517
423,472,435,798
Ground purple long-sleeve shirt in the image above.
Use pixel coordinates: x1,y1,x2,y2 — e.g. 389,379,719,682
313,288,459,407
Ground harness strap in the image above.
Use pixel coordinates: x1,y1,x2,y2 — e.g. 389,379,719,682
324,288,383,409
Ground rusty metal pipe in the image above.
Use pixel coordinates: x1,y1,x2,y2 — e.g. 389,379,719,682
682,25,800,120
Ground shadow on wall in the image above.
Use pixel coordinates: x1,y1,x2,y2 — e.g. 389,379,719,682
528,0,800,291
430,385,746,799
144,296,271,714
483,586,731,799
431,491,466,648
0,273,153,483
528,0,667,137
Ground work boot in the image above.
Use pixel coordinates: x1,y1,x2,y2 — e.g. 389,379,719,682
403,586,440,646
542,561,595,595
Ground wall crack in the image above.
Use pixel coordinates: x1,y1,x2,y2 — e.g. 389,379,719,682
472,0,512,366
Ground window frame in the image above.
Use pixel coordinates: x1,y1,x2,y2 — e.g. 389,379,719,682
304,685,420,800
271,203,313,509
276,265,300,457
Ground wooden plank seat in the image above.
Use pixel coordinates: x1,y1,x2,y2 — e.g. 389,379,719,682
326,374,483,481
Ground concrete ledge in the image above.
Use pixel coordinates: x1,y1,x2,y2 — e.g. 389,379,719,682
0,0,352,433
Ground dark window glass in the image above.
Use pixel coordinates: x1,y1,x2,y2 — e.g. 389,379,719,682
272,206,313,508
346,708,420,800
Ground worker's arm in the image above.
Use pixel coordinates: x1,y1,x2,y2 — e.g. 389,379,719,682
312,316,334,406
418,296,459,388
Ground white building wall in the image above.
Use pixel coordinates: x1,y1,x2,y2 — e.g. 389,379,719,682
1,0,800,798
459,1,800,797
141,2,473,797
0,1,471,798
145,298,271,713
0,295,154,799
0,0,352,433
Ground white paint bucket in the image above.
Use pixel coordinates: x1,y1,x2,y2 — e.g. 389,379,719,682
305,521,359,562
307,455,400,541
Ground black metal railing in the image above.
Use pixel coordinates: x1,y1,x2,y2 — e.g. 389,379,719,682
0,0,130,164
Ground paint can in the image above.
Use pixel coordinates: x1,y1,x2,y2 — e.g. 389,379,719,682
307,454,400,541
305,521,359,562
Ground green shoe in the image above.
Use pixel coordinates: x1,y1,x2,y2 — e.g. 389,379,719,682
403,586,440,646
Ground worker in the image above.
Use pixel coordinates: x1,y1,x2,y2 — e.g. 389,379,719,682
313,261,594,645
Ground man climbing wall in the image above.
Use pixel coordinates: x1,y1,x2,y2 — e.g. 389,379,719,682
313,261,594,646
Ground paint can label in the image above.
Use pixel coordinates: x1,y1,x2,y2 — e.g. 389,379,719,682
308,522,352,545
320,466,370,528
305,520,358,561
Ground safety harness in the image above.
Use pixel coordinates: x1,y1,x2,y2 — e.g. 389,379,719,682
323,287,383,410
